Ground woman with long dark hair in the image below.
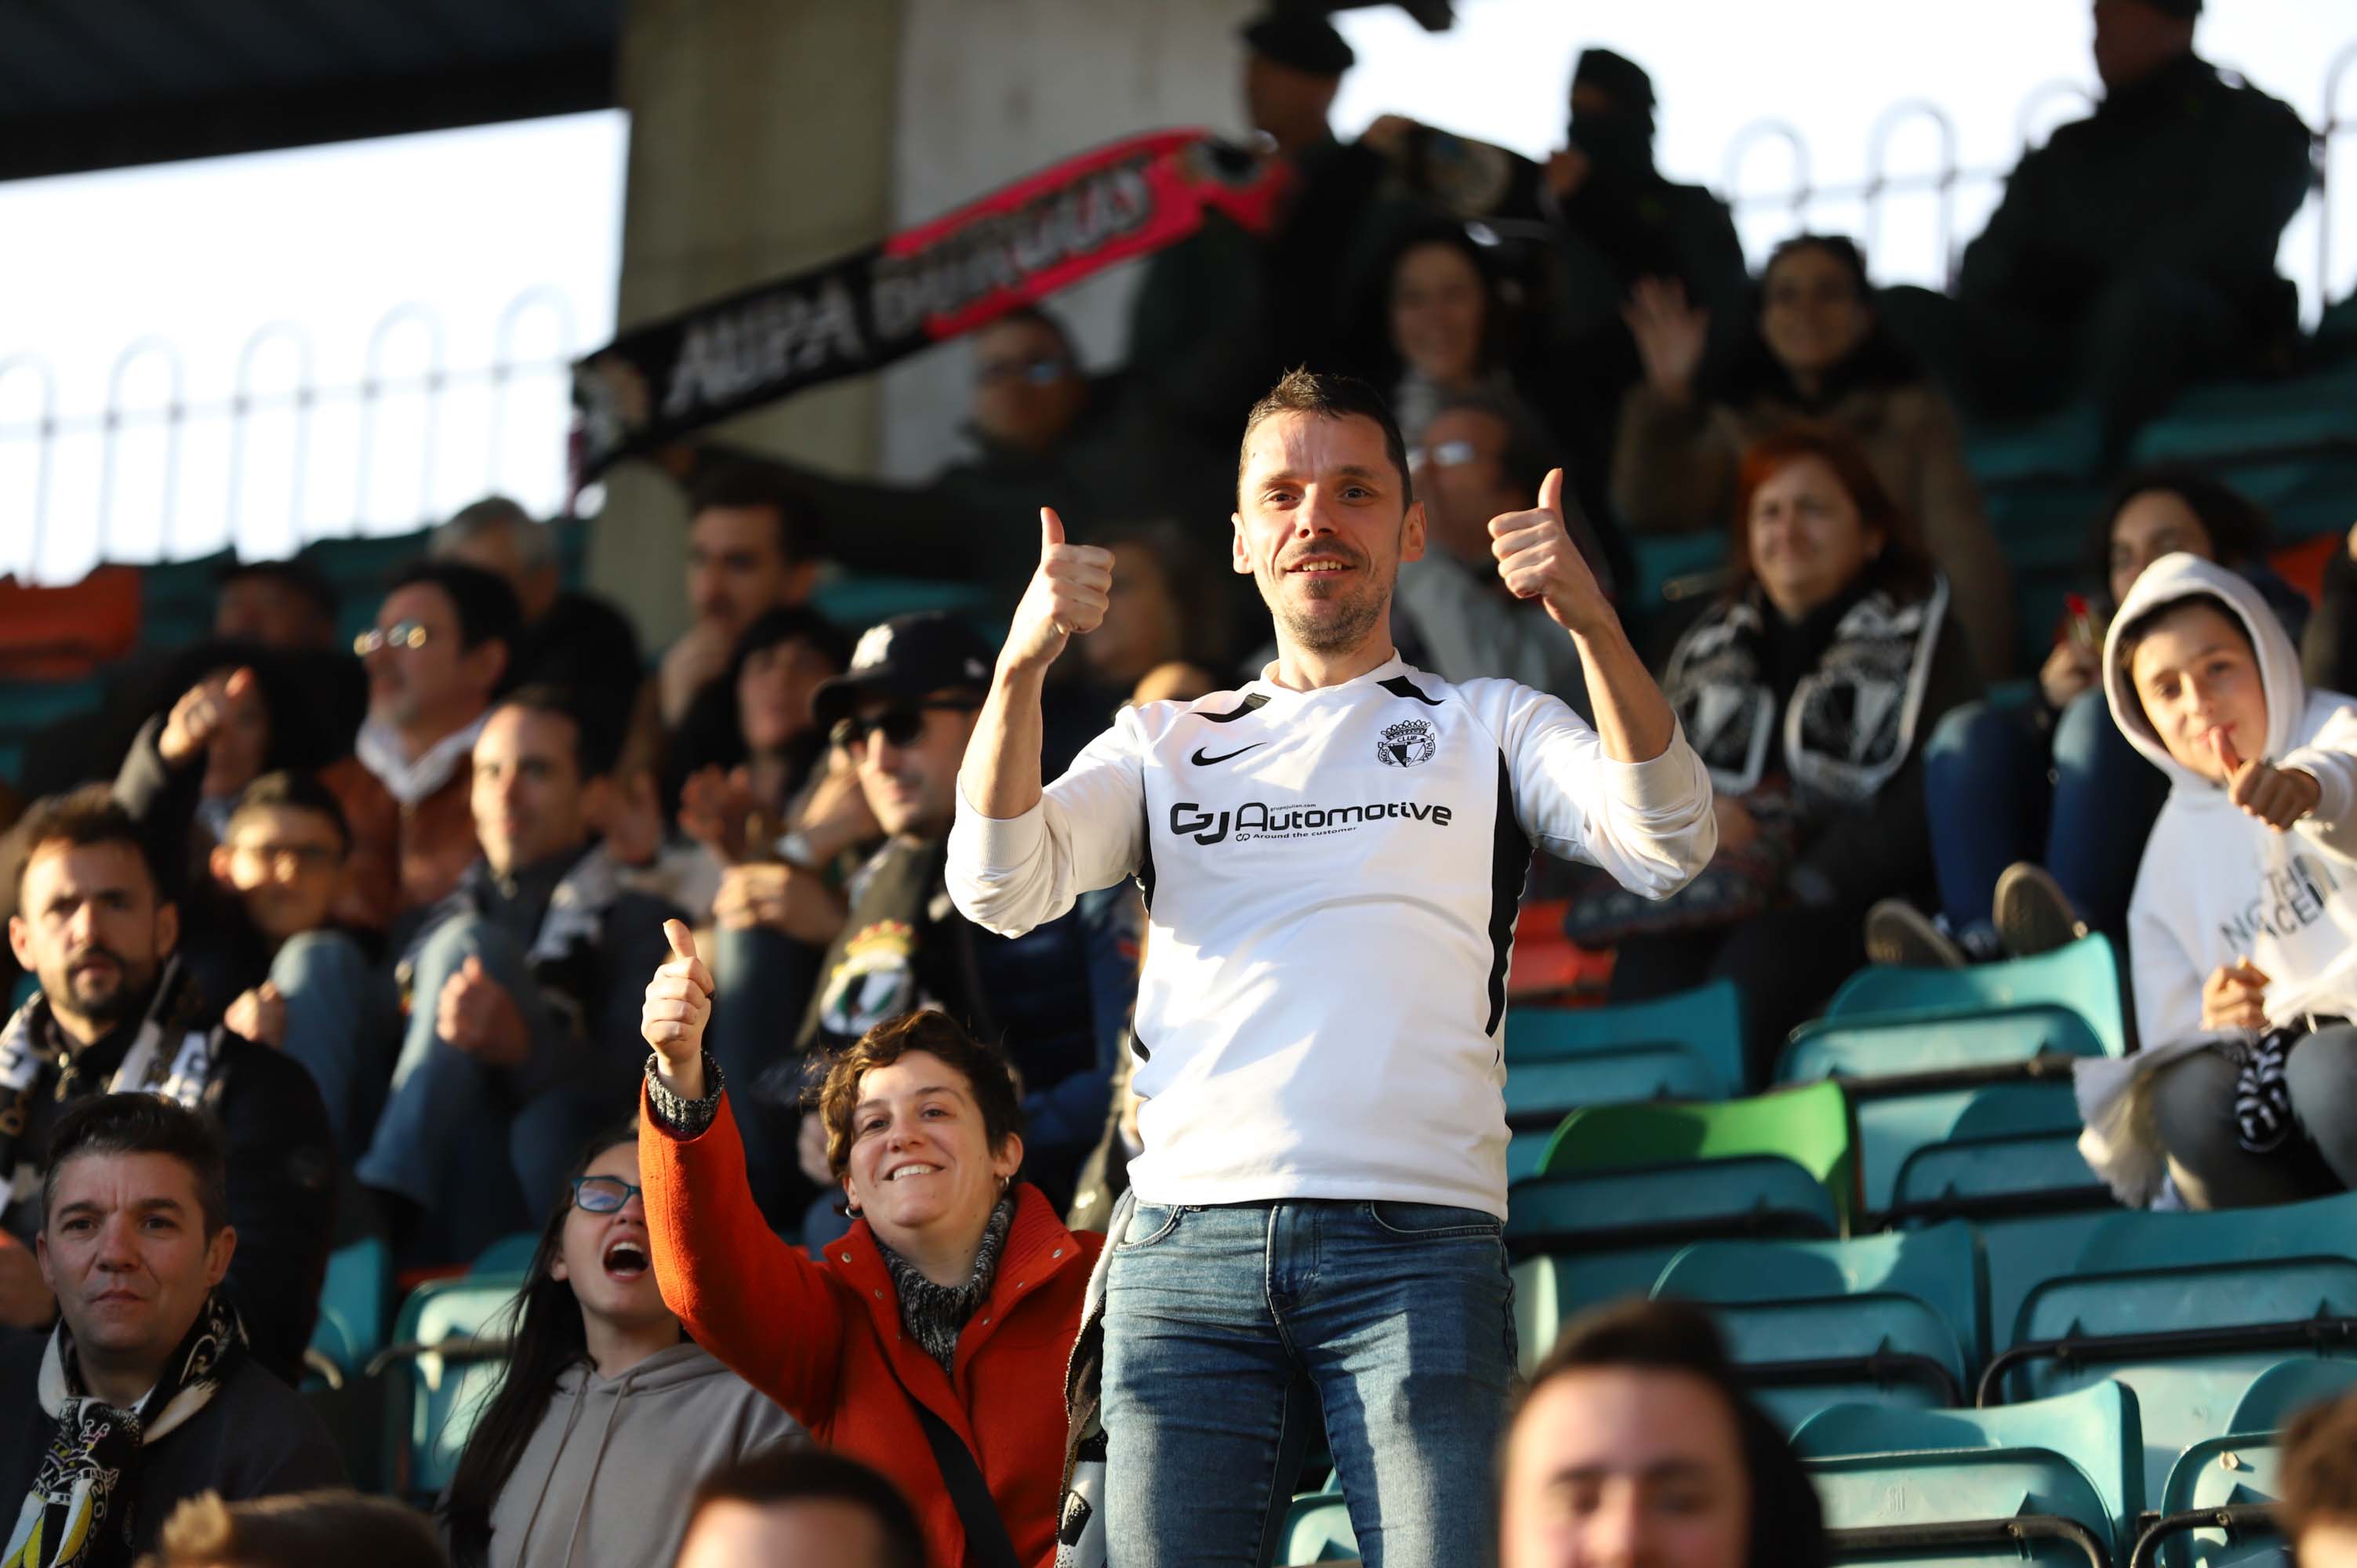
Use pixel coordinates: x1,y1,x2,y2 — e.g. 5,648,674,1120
440,1127,802,1568
1617,234,2011,677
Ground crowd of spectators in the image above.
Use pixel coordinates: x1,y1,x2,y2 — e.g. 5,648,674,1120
2,0,2354,1563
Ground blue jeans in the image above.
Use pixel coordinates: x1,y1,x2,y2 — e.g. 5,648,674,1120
1924,691,2169,939
355,915,608,1253
271,930,399,1160
1101,1200,1516,1568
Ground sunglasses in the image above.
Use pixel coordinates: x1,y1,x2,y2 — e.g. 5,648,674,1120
1406,438,1480,471
354,619,434,657
831,699,980,753
570,1175,644,1214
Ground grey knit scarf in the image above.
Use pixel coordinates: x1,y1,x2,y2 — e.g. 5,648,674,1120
875,1193,1016,1371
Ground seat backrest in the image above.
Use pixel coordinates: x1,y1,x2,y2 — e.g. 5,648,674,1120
1893,1127,2106,1215
387,1273,524,1500
1504,1047,1721,1123
311,1235,391,1375
1503,979,1745,1095
1823,935,2126,1056
1808,1450,2122,1564
1654,1221,1987,1369
470,1232,540,1276
1950,1083,2090,1142
1794,1378,2145,1544
1778,1005,2106,1087
2072,1189,2357,1276
1542,1080,1857,1231
1279,1493,1359,1563
2228,1356,2357,1433
1507,1158,1840,1254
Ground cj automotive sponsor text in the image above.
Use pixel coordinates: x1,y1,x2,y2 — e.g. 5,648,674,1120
1170,799,1454,845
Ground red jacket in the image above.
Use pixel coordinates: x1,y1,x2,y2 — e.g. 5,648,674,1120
640,1090,1102,1568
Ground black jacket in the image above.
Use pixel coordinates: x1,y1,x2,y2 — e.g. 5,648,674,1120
0,1018,338,1387
1960,53,2312,334
0,1334,346,1558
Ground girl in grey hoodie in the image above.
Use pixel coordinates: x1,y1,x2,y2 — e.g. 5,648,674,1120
441,1129,804,1567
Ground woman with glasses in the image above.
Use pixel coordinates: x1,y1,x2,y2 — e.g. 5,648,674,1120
441,1126,803,1568
1616,234,2013,679
637,985,1102,1568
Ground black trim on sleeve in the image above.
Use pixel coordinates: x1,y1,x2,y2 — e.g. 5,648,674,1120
1379,675,1444,706
1136,794,1157,913
1484,753,1533,1037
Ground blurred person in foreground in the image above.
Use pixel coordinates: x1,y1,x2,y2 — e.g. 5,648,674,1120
697,613,1138,1235
0,1095,343,1568
0,790,334,1382
1499,1298,1826,1568
672,1448,924,1568
1618,234,2011,677
946,368,1713,1563
430,497,644,718
2282,1385,2357,1568
1912,0,2313,465
355,688,680,1258
140,1491,449,1568
638,1003,1097,1568
354,564,521,927
440,1127,801,1568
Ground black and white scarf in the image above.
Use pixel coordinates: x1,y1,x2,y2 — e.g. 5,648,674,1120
873,1193,1015,1372
1665,577,1950,806
0,964,219,1226
3,1292,247,1568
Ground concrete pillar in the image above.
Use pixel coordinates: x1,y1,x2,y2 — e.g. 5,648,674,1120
590,0,907,646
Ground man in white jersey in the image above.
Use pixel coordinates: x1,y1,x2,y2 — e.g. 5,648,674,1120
949,368,1715,1566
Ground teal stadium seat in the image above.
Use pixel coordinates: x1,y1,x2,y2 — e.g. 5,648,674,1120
1504,978,1745,1097
1794,1380,2144,1566
2145,1359,2357,1568
1277,1489,1357,1564
1651,1221,1987,1428
305,1236,391,1385
1821,935,2128,1057
470,1232,540,1276
374,1272,522,1501
1993,1192,2357,1508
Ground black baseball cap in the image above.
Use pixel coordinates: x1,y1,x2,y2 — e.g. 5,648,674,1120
1240,10,1356,78
812,613,995,733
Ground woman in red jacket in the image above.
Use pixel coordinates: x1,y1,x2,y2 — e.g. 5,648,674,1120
639,920,1102,1568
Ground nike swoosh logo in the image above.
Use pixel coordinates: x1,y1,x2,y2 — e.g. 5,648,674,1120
1189,742,1268,766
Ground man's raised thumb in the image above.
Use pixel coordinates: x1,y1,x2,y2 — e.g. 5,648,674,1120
1538,467,1565,520
664,918,698,965
1040,506,1066,554
462,956,485,983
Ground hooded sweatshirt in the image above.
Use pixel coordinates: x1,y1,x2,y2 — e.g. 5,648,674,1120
2107,553,2357,1049
481,1341,804,1568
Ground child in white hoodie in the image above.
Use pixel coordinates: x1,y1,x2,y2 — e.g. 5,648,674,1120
2083,552,2357,1209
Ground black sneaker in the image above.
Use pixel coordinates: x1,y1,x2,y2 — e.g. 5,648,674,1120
1995,863,2088,958
1865,899,1967,968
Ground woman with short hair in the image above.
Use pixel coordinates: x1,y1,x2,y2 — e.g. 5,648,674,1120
639,931,1102,1568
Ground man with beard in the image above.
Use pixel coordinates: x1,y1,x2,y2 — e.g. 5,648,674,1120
946,368,1715,1564
0,788,335,1385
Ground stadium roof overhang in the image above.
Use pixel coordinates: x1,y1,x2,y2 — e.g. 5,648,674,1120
0,0,623,183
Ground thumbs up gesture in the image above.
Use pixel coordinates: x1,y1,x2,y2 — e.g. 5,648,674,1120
1002,507,1115,675
1491,468,1608,636
437,955,529,1067
2215,727,2320,831
641,919,717,1095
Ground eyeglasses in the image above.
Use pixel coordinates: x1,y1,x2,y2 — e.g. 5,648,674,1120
830,699,981,753
1407,439,1481,471
570,1175,644,1214
976,355,1070,387
354,620,433,657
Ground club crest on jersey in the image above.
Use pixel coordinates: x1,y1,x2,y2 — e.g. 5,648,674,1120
1376,718,1438,768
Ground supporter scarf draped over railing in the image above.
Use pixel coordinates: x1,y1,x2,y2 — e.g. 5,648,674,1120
568,129,1291,485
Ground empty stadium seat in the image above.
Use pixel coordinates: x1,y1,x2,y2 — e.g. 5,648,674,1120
1778,1007,2106,1214
1278,1487,1358,1564
372,1272,522,1501
469,1232,539,1276
305,1235,391,1387
2141,1360,2357,1568
1822,935,2128,1057
1505,977,1746,1098
1542,1080,1858,1230
1796,1380,2143,1566
1503,1047,1721,1133
1992,1191,2357,1507
1651,1221,1987,1428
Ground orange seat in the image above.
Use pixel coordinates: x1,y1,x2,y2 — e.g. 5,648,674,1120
0,568,141,679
